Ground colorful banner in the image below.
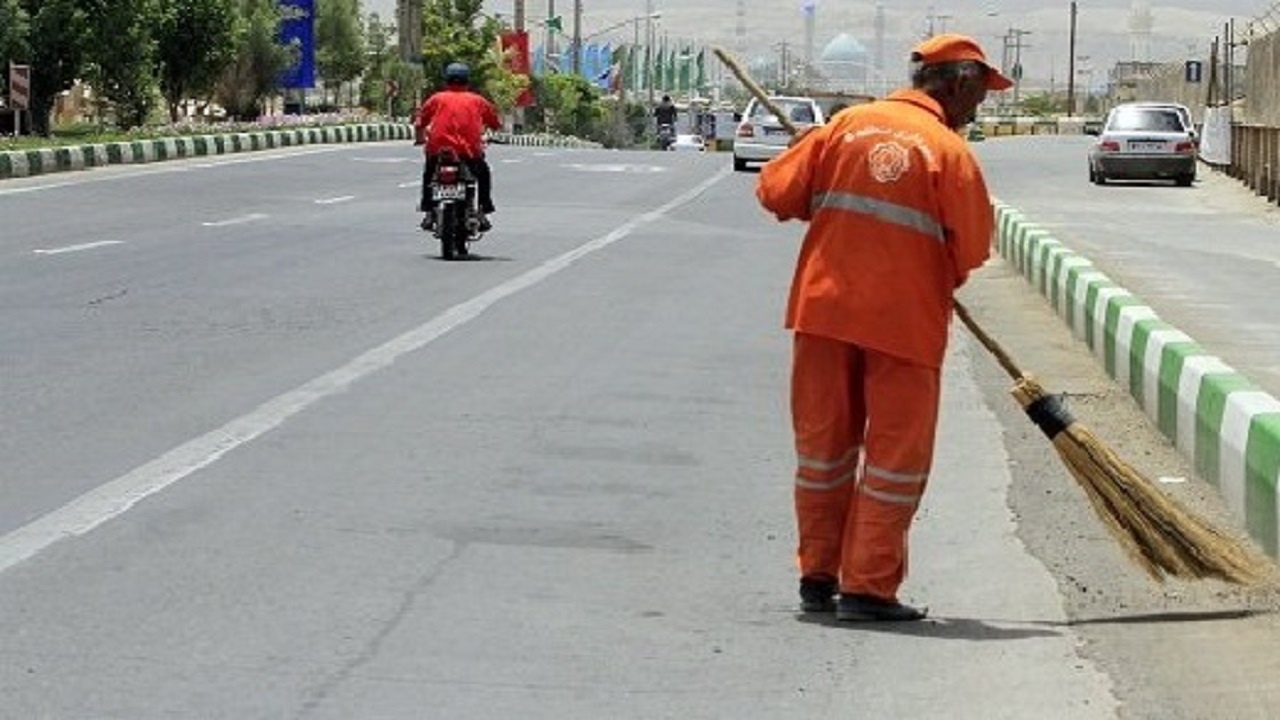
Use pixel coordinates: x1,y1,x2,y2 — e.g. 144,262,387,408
500,30,534,107
277,0,316,89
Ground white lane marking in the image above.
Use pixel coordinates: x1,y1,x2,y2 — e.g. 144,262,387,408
315,195,355,205
397,181,421,188
33,241,125,255
0,146,356,196
0,165,733,576
201,213,268,227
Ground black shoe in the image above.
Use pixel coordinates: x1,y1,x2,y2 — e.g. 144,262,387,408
799,577,838,613
420,214,434,232
477,215,492,232
836,593,927,622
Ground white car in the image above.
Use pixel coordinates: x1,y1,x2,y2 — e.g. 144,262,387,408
669,133,706,152
732,96,824,171
1087,103,1197,186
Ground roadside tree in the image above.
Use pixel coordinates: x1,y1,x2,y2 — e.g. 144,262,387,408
316,0,365,108
155,0,240,122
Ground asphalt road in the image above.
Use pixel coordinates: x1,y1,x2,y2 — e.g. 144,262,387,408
0,141,1278,718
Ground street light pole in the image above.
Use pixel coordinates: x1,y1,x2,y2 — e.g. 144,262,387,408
1067,1,1077,117
572,0,582,75
646,0,656,104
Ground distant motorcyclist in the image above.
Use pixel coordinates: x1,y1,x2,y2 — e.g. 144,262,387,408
415,62,501,231
653,94,678,148
654,94,678,128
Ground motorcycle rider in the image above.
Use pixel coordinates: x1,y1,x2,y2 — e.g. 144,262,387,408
415,62,502,232
653,94,678,148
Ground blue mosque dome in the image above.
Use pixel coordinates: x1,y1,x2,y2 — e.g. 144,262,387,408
820,34,869,63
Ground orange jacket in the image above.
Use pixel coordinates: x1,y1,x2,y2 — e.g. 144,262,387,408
415,87,501,158
756,89,994,368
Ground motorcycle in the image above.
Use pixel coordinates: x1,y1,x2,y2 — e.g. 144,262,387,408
423,150,484,260
656,123,676,151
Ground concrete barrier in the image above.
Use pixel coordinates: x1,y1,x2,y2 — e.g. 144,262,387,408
0,123,414,180
994,202,1280,557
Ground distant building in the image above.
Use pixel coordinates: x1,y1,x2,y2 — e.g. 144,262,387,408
818,34,885,95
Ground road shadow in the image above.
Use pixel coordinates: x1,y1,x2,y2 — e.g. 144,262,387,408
1049,608,1270,627
795,613,1062,640
426,253,514,263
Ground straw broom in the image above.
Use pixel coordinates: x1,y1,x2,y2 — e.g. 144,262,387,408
714,46,1273,585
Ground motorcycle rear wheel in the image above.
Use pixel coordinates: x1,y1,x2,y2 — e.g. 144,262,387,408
439,204,458,260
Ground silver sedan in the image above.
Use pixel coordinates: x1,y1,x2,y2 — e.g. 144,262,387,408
1087,103,1198,186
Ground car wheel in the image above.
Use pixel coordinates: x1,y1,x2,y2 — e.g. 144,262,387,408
1176,173,1195,187
733,156,748,172
1093,170,1106,185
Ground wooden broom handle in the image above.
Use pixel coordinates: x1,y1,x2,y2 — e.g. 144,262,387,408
952,300,1026,382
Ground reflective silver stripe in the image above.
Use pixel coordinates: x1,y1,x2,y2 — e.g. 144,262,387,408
865,464,928,485
860,484,922,506
795,466,858,491
811,191,945,242
797,445,861,472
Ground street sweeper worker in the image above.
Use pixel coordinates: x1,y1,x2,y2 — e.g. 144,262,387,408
755,33,1012,622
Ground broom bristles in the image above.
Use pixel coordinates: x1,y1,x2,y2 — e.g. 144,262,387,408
1013,376,1273,585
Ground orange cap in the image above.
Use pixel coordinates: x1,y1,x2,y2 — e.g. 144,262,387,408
913,33,1014,91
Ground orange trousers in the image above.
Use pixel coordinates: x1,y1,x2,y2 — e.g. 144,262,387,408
791,332,942,601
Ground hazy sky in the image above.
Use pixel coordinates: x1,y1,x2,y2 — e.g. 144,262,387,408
363,1,1274,87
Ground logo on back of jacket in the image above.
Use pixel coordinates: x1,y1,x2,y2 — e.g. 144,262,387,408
844,126,932,184
867,141,910,184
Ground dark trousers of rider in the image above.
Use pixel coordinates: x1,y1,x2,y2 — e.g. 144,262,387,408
421,154,495,215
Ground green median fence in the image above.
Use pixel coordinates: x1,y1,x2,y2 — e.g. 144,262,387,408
993,201,1280,559
0,123,414,181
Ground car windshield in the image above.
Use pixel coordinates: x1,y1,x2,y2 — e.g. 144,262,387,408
1108,108,1185,133
752,100,815,124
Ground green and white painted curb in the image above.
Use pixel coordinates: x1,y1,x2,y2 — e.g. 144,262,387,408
0,123,413,180
0,124,601,181
488,131,601,149
994,202,1280,558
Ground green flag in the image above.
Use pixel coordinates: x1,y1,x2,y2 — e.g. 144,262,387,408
546,15,562,32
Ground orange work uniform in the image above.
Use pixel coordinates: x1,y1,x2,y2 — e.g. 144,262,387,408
756,89,994,601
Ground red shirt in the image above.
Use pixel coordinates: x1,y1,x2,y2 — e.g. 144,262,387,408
415,87,501,158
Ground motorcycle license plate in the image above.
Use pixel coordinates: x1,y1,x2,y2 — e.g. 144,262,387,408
433,184,465,201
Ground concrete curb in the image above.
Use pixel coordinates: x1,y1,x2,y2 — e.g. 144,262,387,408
487,131,602,149
0,125,597,181
0,123,414,180
993,202,1280,558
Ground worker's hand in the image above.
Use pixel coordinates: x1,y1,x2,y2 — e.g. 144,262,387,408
788,126,815,147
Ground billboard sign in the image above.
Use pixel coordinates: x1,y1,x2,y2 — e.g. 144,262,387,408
278,0,316,89
8,62,30,110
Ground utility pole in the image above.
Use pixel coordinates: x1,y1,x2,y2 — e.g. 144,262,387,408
1067,1,1077,117
1008,27,1032,106
547,0,557,72
646,0,656,104
572,0,582,75
515,0,524,31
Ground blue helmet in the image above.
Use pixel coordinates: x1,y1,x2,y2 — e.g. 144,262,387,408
444,62,470,84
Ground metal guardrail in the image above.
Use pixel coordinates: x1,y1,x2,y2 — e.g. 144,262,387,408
1229,124,1280,205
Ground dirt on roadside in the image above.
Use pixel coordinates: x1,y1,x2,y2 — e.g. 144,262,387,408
959,253,1280,720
